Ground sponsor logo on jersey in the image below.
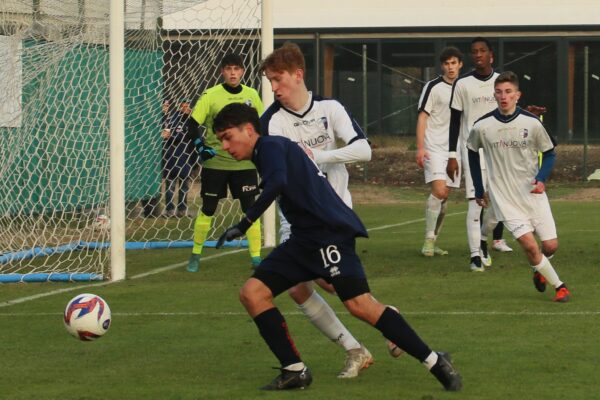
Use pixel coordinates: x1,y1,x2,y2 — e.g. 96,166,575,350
471,95,496,105
242,185,257,192
245,99,253,107
492,139,528,149
329,266,340,277
302,132,332,148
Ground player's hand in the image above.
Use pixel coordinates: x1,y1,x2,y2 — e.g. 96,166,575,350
216,225,244,248
526,105,547,117
446,158,459,182
530,179,546,194
475,192,489,208
416,149,429,169
194,138,217,162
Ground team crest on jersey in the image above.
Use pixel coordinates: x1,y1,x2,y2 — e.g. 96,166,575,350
319,117,328,130
520,128,529,139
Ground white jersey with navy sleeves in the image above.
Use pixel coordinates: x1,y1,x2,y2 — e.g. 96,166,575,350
247,135,368,241
260,92,370,207
467,108,556,222
418,76,454,155
450,70,499,144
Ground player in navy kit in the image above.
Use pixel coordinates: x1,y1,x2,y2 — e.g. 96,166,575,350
212,102,462,392
259,42,373,379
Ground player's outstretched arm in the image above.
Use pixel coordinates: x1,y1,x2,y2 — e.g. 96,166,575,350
311,138,371,164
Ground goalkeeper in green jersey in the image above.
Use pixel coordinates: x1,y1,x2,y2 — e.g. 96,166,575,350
187,53,264,272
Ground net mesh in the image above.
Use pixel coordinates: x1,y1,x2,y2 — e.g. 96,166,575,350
0,0,263,281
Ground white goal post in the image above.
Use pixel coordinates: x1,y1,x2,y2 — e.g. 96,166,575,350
0,0,275,283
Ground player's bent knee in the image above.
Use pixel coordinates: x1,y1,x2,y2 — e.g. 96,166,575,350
542,239,558,257
288,282,313,304
239,278,273,311
343,294,384,325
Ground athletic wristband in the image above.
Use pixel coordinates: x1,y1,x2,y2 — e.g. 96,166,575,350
448,151,457,158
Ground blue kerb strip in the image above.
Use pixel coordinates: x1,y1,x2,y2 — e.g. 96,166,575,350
0,240,248,264
0,273,104,283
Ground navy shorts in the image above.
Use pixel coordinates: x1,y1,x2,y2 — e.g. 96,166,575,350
200,168,259,200
253,235,370,302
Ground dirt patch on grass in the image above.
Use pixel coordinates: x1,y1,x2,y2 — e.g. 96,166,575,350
557,187,600,201
348,143,600,187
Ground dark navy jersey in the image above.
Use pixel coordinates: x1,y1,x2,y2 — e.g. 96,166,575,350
246,135,368,241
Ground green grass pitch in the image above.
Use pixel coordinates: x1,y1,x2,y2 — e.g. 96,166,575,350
1,186,599,399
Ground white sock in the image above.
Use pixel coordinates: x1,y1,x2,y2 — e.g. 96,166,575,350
298,290,361,352
283,362,306,371
423,351,439,370
425,194,443,239
533,255,563,288
467,200,482,257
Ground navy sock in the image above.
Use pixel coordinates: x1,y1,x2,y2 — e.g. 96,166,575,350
253,307,302,367
480,240,488,257
493,222,504,240
375,307,432,362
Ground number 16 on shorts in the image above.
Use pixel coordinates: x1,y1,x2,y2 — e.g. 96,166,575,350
319,245,341,278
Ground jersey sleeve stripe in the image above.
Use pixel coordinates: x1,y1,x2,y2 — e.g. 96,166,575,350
417,77,442,113
259,101,282,136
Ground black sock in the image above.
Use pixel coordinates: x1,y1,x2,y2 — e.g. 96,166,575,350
253,307,302,368
493,222,504,240
375,307,431,362
480,240,488,257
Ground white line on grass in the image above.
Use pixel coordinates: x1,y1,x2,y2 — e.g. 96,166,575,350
366,212,465,232
1,212,468,309
1,310,599,317
0,249,246,309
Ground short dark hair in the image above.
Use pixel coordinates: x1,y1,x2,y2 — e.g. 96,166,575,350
213,103,261,134
439,46,463,63
221,53,244,69
471,37,493,52
495,71,519,88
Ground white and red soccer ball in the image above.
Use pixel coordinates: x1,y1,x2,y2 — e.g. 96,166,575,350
64,293,111,341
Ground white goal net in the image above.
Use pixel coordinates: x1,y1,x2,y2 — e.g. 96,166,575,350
0,0,269,282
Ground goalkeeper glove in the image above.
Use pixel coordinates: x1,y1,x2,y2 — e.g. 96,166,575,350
216,217,252,248
194,138,217,162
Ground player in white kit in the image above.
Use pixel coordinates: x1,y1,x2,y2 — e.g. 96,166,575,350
416,46,464,256
259,42,374,378
447,37,511,272
467,71,571,302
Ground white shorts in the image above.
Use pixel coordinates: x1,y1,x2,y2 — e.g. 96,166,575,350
502,197,557,241
461,147,487,199
424,152,461,188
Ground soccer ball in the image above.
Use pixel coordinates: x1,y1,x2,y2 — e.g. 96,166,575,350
93,214,110,230
386,305,405,358
64,293,111,341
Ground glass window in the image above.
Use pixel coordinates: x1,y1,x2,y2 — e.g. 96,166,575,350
322,42,378,134
379,41,435,136
502,41,558,135
572,42,600,143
